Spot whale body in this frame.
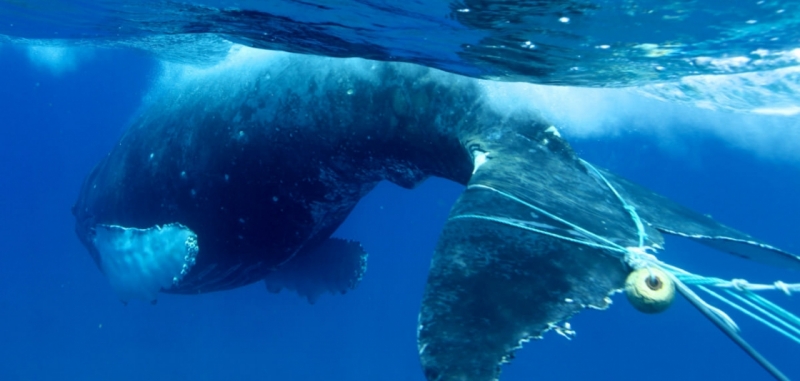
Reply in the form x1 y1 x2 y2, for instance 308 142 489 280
72 49 799 380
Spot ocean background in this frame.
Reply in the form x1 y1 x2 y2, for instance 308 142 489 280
1 42 799 381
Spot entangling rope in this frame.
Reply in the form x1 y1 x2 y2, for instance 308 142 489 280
452 158 799 381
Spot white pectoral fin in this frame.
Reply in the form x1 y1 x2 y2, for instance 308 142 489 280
93 223 198 302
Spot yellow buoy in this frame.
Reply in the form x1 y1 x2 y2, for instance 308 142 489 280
625 267 675 314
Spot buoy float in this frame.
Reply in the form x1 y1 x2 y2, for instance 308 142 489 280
625 267 675 314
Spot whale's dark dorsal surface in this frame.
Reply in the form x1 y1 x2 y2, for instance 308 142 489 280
72 49 799 380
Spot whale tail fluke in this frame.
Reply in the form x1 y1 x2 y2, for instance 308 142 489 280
417 127 798 380
594 166 800 271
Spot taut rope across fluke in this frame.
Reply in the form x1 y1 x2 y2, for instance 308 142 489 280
452 159 799 381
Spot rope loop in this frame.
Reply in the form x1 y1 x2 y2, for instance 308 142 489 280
731 279 750 291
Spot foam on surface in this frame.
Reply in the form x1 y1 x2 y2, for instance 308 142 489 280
479 79 800 165
25 44 92 76
93 223 198 302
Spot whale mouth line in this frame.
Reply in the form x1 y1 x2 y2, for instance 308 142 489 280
92 223 199 302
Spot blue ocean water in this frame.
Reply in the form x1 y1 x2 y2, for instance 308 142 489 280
1 2 800 381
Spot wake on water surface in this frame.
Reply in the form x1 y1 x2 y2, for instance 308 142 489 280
2 0 800 114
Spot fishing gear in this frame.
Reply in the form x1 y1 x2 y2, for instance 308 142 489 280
452 159 799 381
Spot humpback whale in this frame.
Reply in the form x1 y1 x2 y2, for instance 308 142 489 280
72 49 799 380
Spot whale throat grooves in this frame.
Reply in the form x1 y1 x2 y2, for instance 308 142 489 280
93 223 199 302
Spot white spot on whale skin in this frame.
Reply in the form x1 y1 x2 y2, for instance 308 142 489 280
93 223 198 302
472 151 491 174
545 125 561 137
